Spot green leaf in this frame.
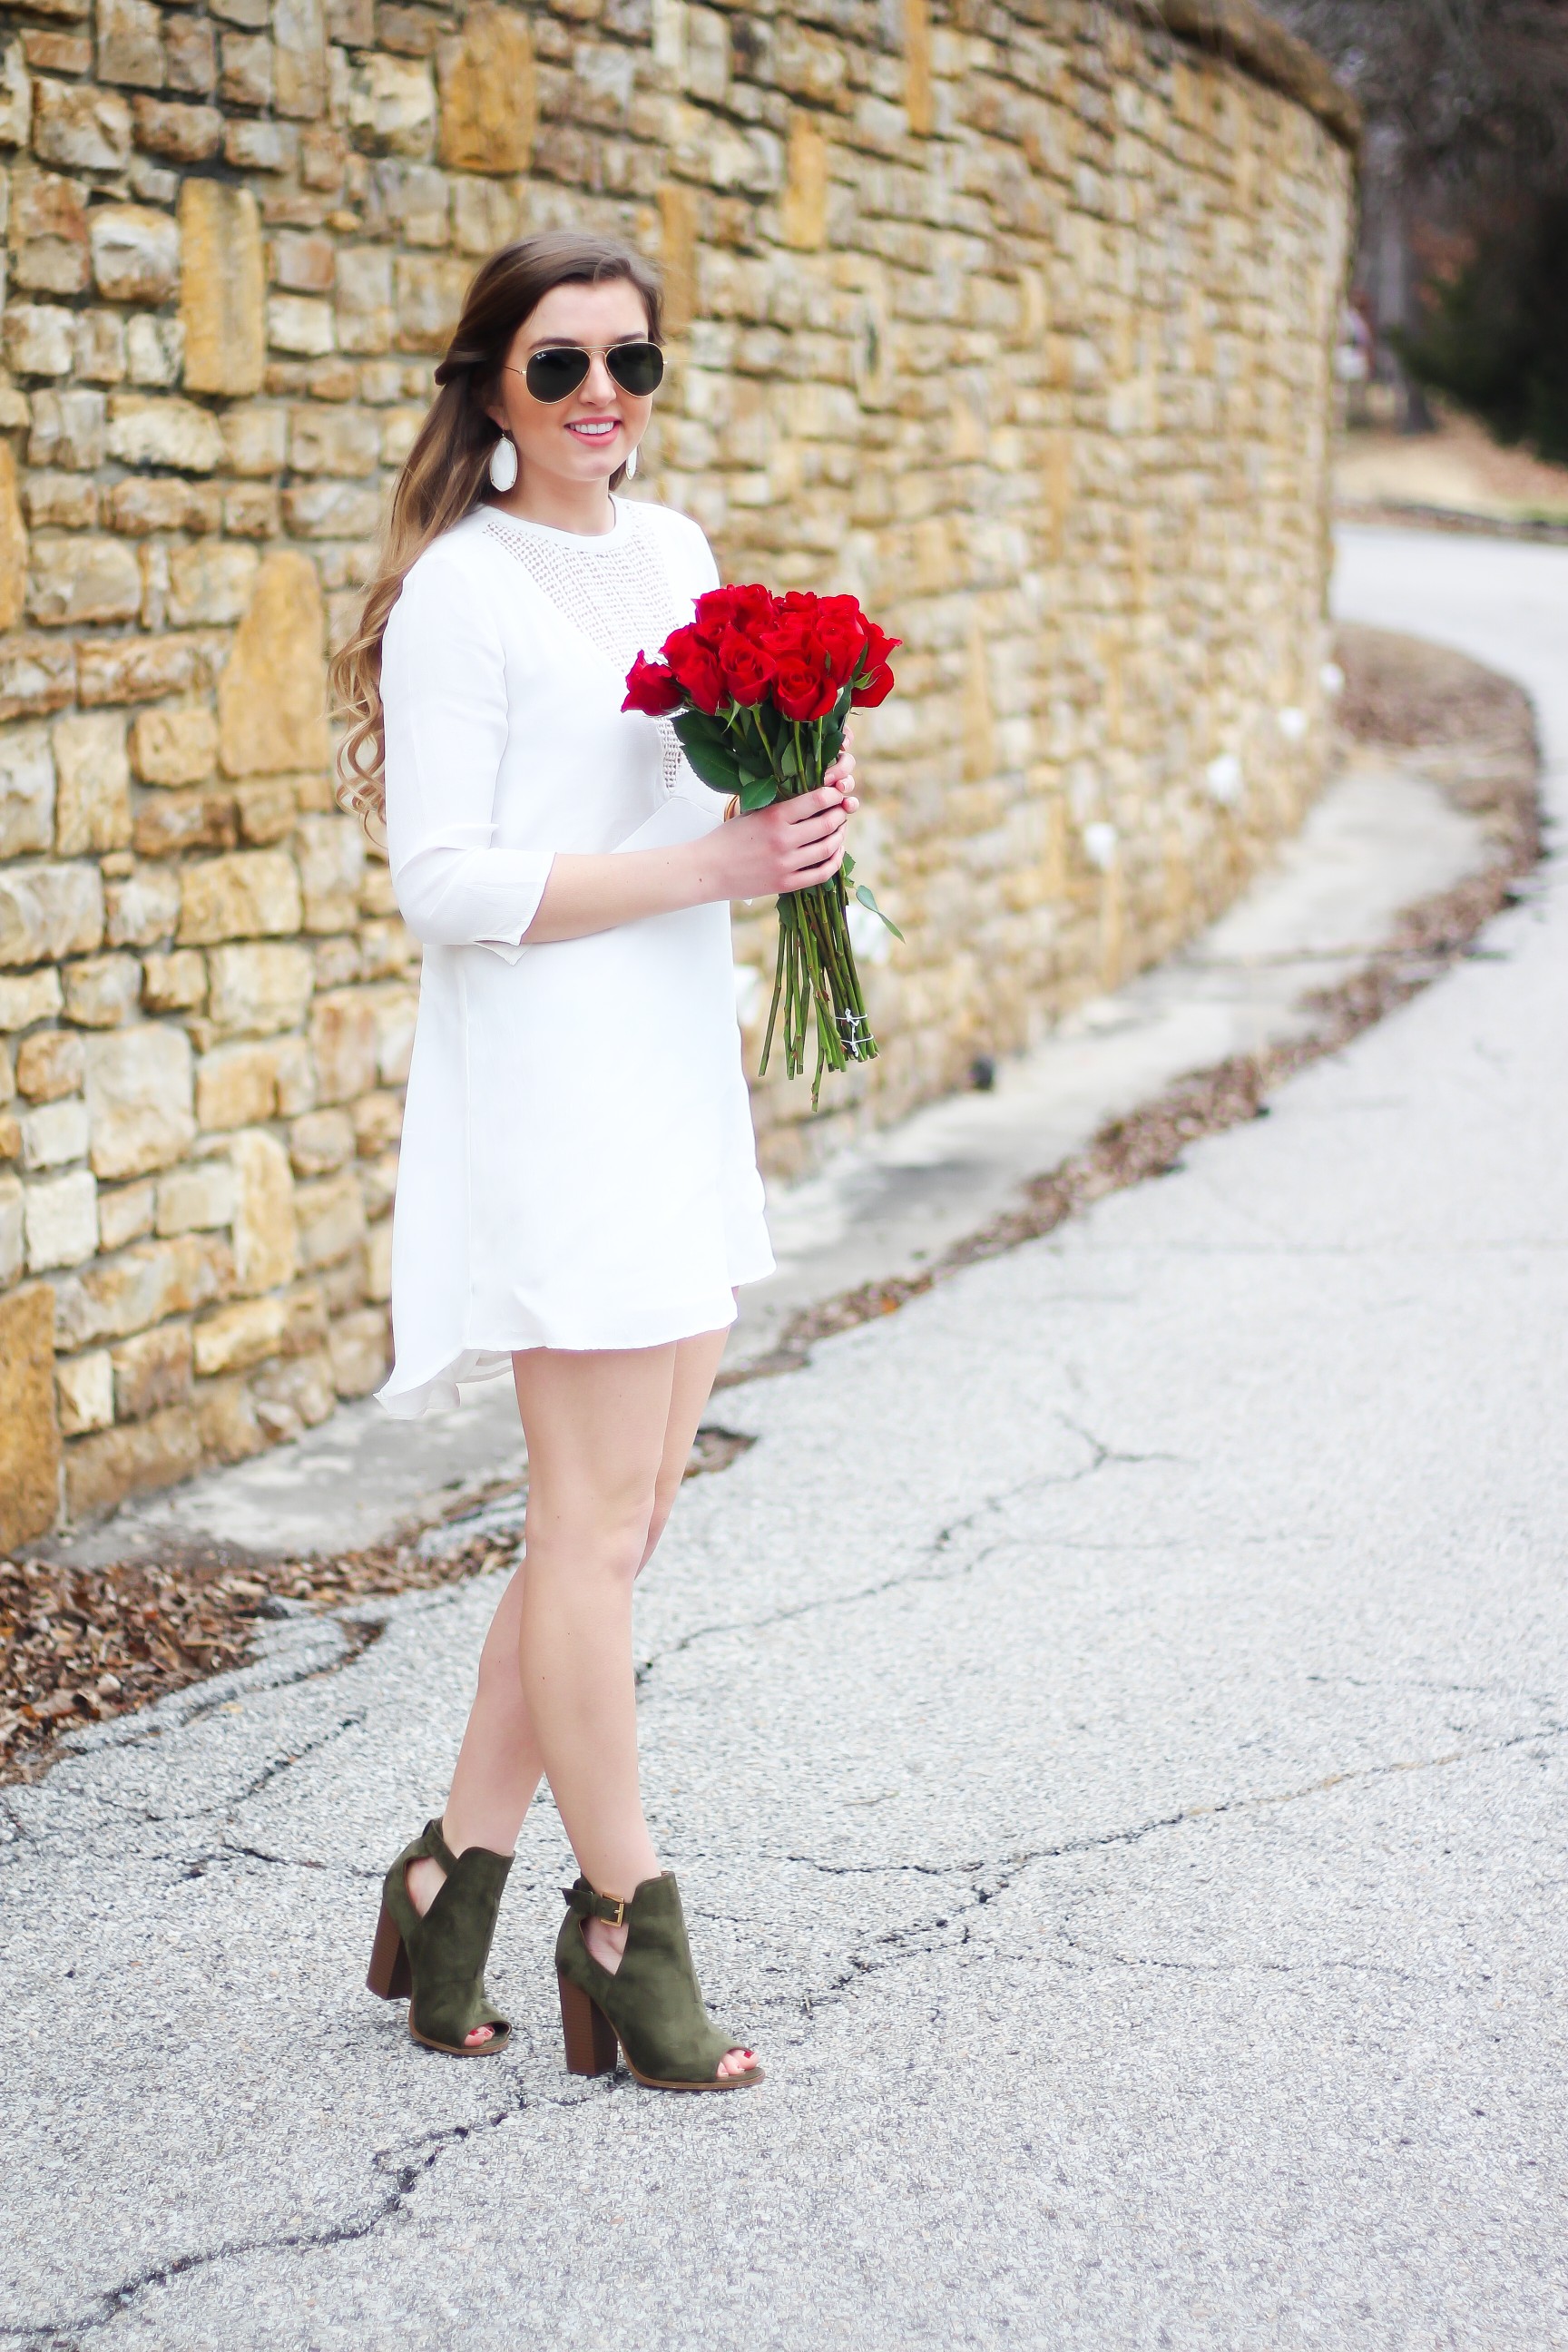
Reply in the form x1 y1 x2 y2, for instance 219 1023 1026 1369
856 883 905 941
675 730 743 795
671 709 731 754
841 850 857 880
779 739 799 780
740 778 779 812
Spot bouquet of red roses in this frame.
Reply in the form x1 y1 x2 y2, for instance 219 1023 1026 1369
623 585 902 1104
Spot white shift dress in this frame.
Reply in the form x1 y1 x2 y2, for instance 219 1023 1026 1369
376 495 775 1417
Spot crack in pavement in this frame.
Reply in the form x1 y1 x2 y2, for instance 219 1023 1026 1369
633 1421 1170 1690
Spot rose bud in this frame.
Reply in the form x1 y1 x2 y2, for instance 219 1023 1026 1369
622 652 685 716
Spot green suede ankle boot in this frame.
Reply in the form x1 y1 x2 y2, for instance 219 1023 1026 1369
554 1873 762 2092
368 1818 512 2056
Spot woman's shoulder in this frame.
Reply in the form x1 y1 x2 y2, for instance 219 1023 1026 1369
628 497 717 585
387 514 502 632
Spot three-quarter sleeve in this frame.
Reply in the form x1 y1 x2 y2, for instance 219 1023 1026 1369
381 554 555 963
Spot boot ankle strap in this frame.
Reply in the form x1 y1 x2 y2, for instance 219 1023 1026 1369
563 1876 628 1927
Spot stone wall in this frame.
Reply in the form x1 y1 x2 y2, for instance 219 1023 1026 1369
0 0 1353 1544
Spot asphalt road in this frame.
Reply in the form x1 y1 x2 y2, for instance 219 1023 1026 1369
4 526 1565 2351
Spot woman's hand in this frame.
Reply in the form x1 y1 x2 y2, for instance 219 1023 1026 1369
717 731 858 901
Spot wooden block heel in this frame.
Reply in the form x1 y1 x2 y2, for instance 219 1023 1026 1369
558 1969 619 2076
367 1897 412 2000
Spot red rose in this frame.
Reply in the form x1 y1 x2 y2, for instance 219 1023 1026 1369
622 652 685 717
858 620 901 672
662 623 727 715
815 603 867 688
692 583 777 647
718 629 775 706
773 651 838 724
755 610 813 662
850 662 895 709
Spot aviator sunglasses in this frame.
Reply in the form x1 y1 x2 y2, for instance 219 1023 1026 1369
507 340 665 404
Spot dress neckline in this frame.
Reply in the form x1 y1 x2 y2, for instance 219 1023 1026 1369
479 495 634 554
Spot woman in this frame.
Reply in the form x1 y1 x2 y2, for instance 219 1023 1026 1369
330 231 858 2092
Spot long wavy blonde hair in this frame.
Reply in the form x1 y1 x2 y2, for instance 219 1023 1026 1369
330 230 664 830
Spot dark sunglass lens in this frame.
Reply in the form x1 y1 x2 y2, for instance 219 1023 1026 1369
524 347 592 402
607 341 664 397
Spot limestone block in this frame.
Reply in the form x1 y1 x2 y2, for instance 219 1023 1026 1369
224 120 296 173
309 987 377 1104
24 471 101 529
296 813 365 933
105 395 225 475
657 182 697 337
167 543 260 629
4 301 75 377
111 1321 192 1421
0 721 55 856
178 179 264 398
84 1024 194 1177
328 1305 387 1396
0 444 27 632
164 15 216 95
90 203 179 304
105 865 181 951
351 1088 402 1153
229 1125 297 1291
781 112 828 250
219 31 272 110
62 954 142 1027
131 96 221 162
130 706 217 786
374 986 418 1084
281 481 382 538
64 1403 202 1518
287 405 379 476
56 1348 113 1436
24 1166 98 1269
27 534 143 628
16 1031 83 1102
97 0 165 91
0 862 104 965
221 405 288 477
154 1155 235 1234
178 850 302 945
124 315 183 387
224 485 281 540
295 1163 367 1269
197 1377 266 1464
140 947 205 1012
234 779 297 845
333 245 393 352
195 1040 279 1130
28 387 106 468
32 80 132 174
364 1213 392 1302
437 8 534 173
52 710 132 854
133 789 239 859
393 251 468 351
0 1283 61 1547
250 1348 334 1439
218 551 329 778
288 1106 353 1176
73 311 127 384
450 174 521 258
271 231 334 293
22 1096 88 1170
0 1046 11 1108
53 1230 230 1348
8 163 91 296
348 54 436 159
357 1147 397 1220
273 0 327 120
0 969 64 1028
205 939 313 1036
0 37 31 150
76 634 202 708
192 1292 285 1376
0 1171 21 1284
108 479 220 536
267 293 334 357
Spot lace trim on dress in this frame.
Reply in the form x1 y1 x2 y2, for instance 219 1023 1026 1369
483 506 688 793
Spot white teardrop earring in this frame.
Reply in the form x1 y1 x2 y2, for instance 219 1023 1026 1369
488 434 518 493
624 442 638 481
